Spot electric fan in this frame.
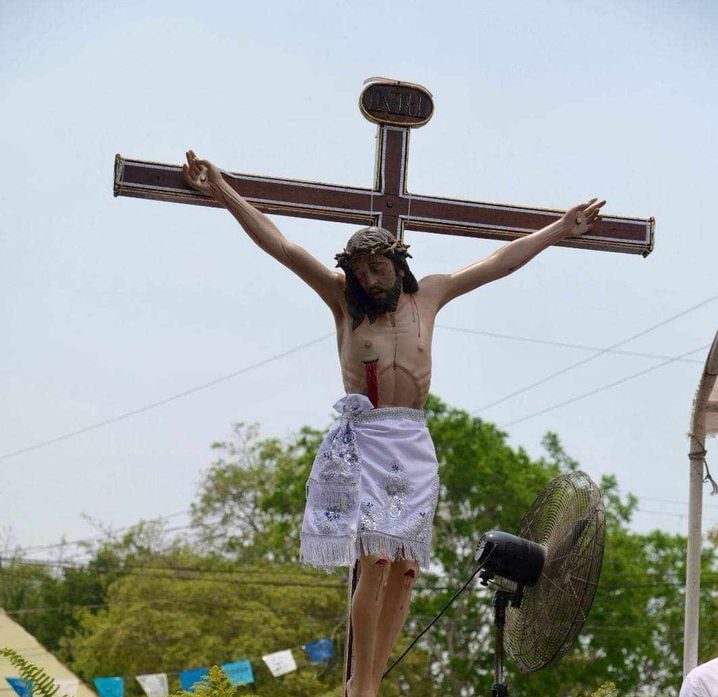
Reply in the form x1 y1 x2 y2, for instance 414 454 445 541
382 470 605 697
474 470 606 695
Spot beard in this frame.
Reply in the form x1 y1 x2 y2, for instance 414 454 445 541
367 276 403 314
344 264 414 330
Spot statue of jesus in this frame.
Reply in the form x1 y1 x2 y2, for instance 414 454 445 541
183 150 605 697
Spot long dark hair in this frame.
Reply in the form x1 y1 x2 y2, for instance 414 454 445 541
343 255 419 329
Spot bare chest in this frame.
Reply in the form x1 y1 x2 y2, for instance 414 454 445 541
338 295 435 380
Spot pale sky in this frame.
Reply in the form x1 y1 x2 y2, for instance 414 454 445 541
2 0 718 555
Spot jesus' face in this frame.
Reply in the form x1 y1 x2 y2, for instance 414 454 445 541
350 253 403 312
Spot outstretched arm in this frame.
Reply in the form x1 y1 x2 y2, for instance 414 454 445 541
183 150 344 315
426 199 605 308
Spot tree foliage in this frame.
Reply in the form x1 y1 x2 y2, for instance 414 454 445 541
3 394 717 696
66 558 346 697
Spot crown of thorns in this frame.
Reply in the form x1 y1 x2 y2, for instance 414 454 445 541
335 226 412 269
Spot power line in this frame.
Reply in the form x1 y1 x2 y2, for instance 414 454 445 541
0 581 710 620
640 495 718 509
500 342 710 429
636 507 718 524
18 510 191 555
4 295 713 466
0 564 346 590
5 512 697 564
0 332 334 462
436 325 703 364
17 516 289 558
14 491 718 558
472 292 718 415
18 514 253 557
0 556 684 581
4 556 716 588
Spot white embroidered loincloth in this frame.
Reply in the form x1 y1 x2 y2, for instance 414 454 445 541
300 393 440 571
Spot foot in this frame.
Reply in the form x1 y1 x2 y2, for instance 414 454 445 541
346 676 376 697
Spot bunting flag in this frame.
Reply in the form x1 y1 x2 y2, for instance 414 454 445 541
304 638 334 663
55 678 80 697
178 668 209 692
136 673 169 697
93 677 124 697
221 660 254 686
262 649 297 677
6 678 32 697
88 632 330 689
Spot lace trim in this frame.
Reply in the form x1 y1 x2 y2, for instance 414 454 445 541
354 407 425 424
300 531 432 571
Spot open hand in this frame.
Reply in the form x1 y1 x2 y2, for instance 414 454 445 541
563 198 606 237
182 150 223 196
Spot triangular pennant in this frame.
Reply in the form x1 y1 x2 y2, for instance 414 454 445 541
221 660 254 686
93 677 124 697
55 678 79 697
304 638 334 663
6 678 32 697
262 649 297 677
136 673 168 697
178 668 209 692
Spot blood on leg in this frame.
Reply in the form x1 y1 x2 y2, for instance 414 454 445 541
369 559 420 690
398 563 418 608
374 557 390 601
349 555 392 696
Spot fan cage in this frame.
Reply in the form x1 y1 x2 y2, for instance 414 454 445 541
501 470 606 672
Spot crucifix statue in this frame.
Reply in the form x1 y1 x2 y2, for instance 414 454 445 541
115 78 653 697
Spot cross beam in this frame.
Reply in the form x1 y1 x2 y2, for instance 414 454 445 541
114 82 654 257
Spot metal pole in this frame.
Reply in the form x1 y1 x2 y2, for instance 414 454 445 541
491 592 509 697
343 562 360 696
683 330 718 676
684 454 705 674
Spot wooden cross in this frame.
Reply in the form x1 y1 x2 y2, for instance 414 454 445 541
115 79 654 256
113 77 654 694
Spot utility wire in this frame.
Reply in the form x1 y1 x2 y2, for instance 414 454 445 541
17 499 718 559
473 292 718 415
640 495 718 508
0 332 334 462
14 486 718 557
3 546 711 584
4 295 714 464
5 600 705 632
5 555 712 581
500 343 709 428
636 506 718 523
18 510 191 555
4 557 712 592
436 325 703 364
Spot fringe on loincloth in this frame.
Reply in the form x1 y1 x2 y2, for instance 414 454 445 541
300 531 432 571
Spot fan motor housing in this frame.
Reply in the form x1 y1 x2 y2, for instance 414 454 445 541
475 531 545 587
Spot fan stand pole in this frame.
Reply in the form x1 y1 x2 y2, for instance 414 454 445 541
491 591 510 697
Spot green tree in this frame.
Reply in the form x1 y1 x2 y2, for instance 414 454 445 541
189 395 718 696
0 548 124 660
191 422 326 563
63 554 428 696
6 395 718 696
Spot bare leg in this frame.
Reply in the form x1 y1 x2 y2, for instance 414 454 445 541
370 559 419 692
346 554 392 697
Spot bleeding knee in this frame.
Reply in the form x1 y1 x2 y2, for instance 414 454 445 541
360 556 391 577
402 565 418 589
